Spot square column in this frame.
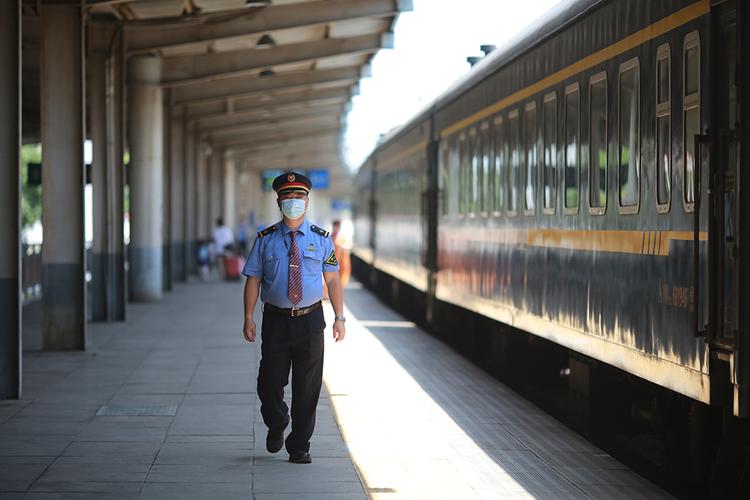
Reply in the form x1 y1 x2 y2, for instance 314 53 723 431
170 104 186 282
162 90 172 292
0 0 21 398
106 30 127 320
210 149 223 232
195 139 207 240
184 121 197 275
88 26 109 321
41 4 86 350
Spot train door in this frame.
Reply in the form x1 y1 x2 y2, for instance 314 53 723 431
423 140 439 272
369 158 378 253
709 0 740 350
424 122 441 323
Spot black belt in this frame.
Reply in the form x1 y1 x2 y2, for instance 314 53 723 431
264 300 322 318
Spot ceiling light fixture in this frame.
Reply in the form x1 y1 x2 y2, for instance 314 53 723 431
256 34 277 49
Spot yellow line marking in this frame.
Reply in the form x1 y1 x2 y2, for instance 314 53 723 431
440 0 710 138
493 228 709 256
378 140 428 169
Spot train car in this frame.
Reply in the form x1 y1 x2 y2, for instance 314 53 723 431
351 0 748 489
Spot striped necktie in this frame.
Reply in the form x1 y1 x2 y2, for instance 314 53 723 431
288 231 302 305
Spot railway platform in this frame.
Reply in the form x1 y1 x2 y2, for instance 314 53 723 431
1 279 672 499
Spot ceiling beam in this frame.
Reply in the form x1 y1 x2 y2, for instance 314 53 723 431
237 153 342 168
197 103 346 132
184 86 351 120
208 115 343 141
172 66 361 104
218 126 342 149
162 33 392 86
126 0 410 54
229 134 341 156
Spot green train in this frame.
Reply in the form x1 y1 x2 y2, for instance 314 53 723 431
353 0 748 491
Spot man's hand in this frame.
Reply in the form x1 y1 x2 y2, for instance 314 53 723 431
333 319 346 342
243 318 257 342
243 277 261 343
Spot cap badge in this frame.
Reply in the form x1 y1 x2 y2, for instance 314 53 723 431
287 173 295 182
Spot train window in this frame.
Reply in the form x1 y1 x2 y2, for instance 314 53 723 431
683 31 700 210
480 122 491 216
618 58 640 213
508 109 520 215
656 44 671 212
524 101 537 214
542 92 557 214
564 82 580 214
458 133 467 216
469 128 480 216
493 116 505 215
589 71 607 215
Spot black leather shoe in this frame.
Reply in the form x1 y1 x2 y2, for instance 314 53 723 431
266 429 284 453
288 452 312 464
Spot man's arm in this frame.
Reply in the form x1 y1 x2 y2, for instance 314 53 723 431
324 271 346 342
243 276 262 342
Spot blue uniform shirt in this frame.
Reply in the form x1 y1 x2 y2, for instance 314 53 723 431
242 219 339 308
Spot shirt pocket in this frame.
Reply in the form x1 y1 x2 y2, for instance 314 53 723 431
302 249 322 275
263 255 279 281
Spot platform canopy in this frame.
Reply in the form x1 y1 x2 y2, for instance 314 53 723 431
22 0 411 190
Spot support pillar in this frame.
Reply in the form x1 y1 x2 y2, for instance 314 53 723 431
0 0 21 398
127 55 163 302
162 90 172 292
41 4 86 350
170 103 186 282
88 27 108 321
106 29 126 320
223 152 237 233
210 150 223 230
196 139 208 240
184 121 196 275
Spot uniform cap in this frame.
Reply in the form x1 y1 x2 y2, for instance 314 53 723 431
272 172 311 195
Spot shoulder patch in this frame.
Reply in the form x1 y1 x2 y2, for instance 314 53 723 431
324 250 339 266
310 225 329 238
257 225 277 238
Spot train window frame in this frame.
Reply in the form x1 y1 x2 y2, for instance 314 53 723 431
682 30 700 213
507 109 520 217
617 57 641 215
588 70 608 216
563 82 580 216
492 115 504 217
468 127 479 218
458 132 467 218
523 100 538 216
542 91 557 215
479 121 491 218
656 43 672 214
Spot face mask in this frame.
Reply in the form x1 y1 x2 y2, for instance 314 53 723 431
280 198 306 219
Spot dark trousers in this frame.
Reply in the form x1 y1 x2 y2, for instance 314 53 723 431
257 305 325 453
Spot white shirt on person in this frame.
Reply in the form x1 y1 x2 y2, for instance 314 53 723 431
212 225 234 253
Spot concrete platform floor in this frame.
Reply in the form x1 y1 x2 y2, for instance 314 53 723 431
1 278 673 499
3 280 363 500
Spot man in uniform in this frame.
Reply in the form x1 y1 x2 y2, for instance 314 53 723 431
241 172 346 464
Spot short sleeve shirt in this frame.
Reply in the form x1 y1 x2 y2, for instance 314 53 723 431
242 219 339 308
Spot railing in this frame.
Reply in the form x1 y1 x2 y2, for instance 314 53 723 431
22 244 42 304
21 244 95 305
